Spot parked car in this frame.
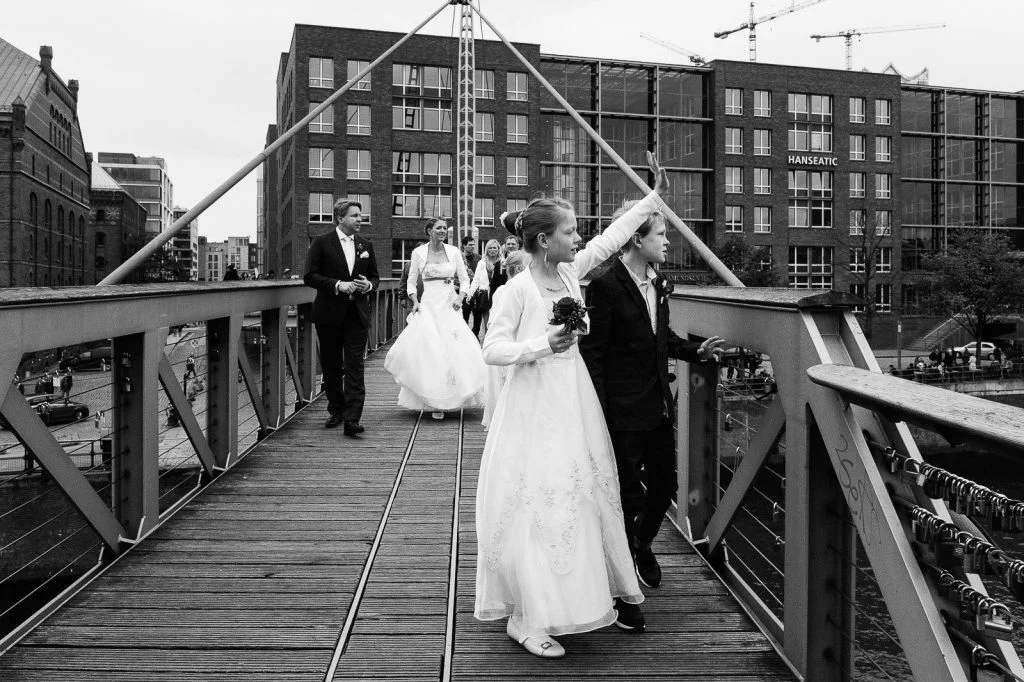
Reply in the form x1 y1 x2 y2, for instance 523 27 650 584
0 394 90 428
67 346 112 371
951 342 997 360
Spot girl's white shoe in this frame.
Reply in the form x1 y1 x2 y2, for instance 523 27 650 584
506 619 565 658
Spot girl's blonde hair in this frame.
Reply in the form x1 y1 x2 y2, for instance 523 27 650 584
504 250 531 277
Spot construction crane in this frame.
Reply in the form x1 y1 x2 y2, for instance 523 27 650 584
810 24 945 70
640 33 706 65
714 0 827 62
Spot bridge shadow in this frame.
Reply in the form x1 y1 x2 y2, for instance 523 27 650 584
0 349 795 681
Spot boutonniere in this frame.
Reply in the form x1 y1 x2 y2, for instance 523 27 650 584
654 277 675 305
359 251 370 259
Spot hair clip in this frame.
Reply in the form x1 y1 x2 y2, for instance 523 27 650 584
513 211 525 233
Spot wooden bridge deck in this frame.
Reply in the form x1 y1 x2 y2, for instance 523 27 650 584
0 350 796 681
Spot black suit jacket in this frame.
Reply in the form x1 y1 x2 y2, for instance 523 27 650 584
580 259 703 431
303 230 381 327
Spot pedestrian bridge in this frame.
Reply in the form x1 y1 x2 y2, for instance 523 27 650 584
1 281 1022 681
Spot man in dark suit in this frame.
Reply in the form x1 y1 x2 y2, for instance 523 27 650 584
581 203 725 630
303 199 380 435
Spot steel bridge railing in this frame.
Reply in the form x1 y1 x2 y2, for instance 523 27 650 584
0 279 407 650
669 286 1024 682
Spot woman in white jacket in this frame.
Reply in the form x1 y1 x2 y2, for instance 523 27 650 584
474 153 668 658
384 218 486 419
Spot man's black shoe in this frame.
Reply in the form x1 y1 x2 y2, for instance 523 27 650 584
634 545 662 588
613 598 645 632
325 414 343 429
343 421 365 436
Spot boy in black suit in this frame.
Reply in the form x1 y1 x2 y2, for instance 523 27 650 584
581 203 724 625
303 200 380 435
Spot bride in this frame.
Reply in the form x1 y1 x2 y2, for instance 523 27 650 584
475 153 668 658
384 218 486 418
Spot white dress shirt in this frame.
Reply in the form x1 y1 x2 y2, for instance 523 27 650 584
620 258 658 334
334 227 372 294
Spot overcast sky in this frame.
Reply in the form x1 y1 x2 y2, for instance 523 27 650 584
4 0 1020 242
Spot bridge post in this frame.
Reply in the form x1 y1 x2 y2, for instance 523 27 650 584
111 329 162 538
295 303 317 406
261 306 287 434
207 315 241 468
677 349 719 540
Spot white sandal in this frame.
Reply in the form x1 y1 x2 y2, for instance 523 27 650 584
506 619 565 658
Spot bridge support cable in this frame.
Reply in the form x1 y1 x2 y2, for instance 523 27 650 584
440 409 466 682
467 2 744 288
98 0 453 285
324 411 424 682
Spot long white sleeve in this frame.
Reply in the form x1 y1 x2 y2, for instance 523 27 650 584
468 260 490 297
572 190 662 280
481 283 553 366
406 249 423 298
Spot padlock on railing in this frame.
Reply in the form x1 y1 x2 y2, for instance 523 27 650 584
983 603 1015 641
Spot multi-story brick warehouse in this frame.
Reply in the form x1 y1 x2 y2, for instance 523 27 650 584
264 25 1024 342
0 39 92 287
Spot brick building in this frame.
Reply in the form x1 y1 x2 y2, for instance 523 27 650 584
171 206 199 280
89 161 147 282
0 39 91 287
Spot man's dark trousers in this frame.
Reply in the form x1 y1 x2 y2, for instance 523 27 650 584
317 306 367 423
610 417 676 547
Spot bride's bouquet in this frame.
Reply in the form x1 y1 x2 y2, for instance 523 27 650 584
550 297 590 335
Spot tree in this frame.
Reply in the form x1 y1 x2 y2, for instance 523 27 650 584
922 230 1024 358
122 233 190 283
837 221 897 340
711 235 779 287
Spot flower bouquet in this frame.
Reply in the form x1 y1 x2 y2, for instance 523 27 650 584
550 297 590 334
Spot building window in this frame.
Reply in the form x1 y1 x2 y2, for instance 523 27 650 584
475 112 494 142
507 198 528 213
754 90 771 117
475 155 495 184
875 173 891 199
754 129 770 156
788 246 833 288
789 122 809 151
347 60 371 90
754 167 771 195
391 238 421 276
789 170 832 228
849 97 865 123
875 283 892 312
391 186 453 218
850 172 865 198
878 247 892 273
475 69 495 99
788 93 809 118
507 72 528 101
309 57 334 88
875 136 891 162
306 103 332 133
347 149 371 180
875 209 892 236
474 197 495 226
507 115 528 143
346 105 370 135
849 209 865 236
392 98 452 132
393 151 453 184
725 166 743 194
850 247 865 273
507 157 528 185
811 95 833 122
810 124 833 152
422 100 453 132
725 205 743 232
347 193 372 223
850 134 865 161
309 193 334 222
875 99 892 125
754 206 771 233
725 127 743 154
309 148 334 178
725 88 743 115
96 232 105 247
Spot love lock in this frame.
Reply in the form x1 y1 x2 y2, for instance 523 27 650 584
983 603 1015 641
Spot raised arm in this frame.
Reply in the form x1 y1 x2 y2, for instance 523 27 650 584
482 285 554 366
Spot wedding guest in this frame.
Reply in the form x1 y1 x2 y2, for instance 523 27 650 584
467 239 503 338
580 203 725 613
475 152 668 659
480 250 530 429
384 219 486 420
461 236 483 335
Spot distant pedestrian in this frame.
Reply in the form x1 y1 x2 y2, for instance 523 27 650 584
223 264 240 281
59 370 73 403
184 355 197 380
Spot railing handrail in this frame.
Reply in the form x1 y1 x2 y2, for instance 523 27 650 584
807 363 1024 456
669 285 862 310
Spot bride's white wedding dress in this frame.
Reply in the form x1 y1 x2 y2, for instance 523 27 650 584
385 243 486 411
474 191 661 636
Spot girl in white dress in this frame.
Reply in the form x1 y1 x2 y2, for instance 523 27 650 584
475 153 668 658
384 218 487 419
480 250 530 430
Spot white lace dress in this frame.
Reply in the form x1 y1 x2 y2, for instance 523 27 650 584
474 191 661 635
384 243 487 411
